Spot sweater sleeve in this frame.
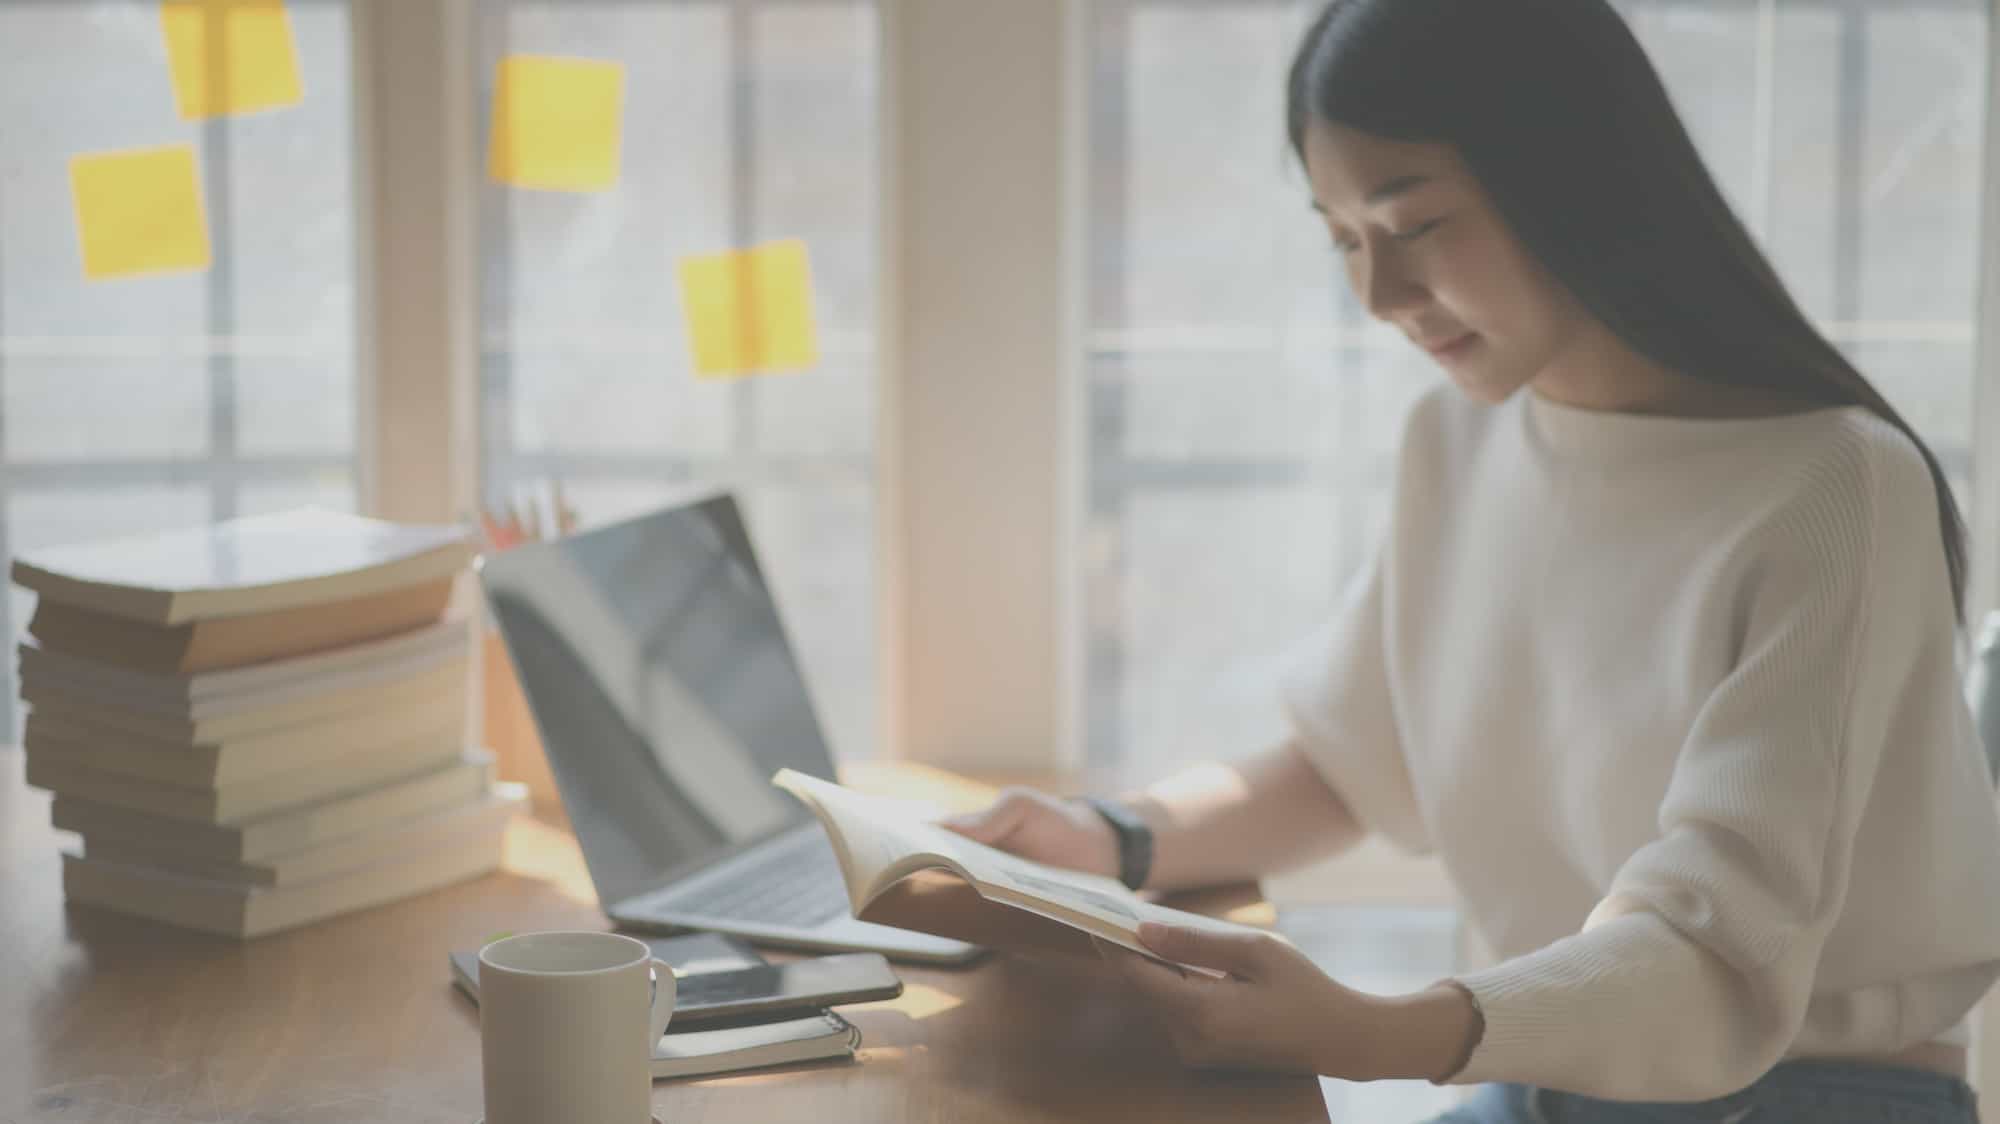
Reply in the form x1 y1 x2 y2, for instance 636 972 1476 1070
1278 546 1431 855
1446 430 1947 1100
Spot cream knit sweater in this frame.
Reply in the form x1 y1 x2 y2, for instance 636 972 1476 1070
1280 385 2000 1100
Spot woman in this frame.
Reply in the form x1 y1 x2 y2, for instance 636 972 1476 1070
942 0 2000 1119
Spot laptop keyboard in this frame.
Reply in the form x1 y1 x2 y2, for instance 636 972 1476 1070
656 831 851 928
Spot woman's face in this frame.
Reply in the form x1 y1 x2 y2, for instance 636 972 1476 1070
1300 118 1589 404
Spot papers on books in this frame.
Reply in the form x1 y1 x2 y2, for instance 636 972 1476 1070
11 508 474 625
772 770 1269 978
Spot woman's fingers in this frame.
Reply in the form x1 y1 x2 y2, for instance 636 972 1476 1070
939 788 1040 847
1136 922 1279 980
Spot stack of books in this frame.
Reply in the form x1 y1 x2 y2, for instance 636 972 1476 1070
10 508 523 938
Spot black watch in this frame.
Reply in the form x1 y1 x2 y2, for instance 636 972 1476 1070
1083 797 1154 892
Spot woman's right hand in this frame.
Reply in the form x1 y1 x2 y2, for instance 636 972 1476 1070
939 787 1122 880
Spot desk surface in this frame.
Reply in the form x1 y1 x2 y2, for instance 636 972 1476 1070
0 751 1329 1123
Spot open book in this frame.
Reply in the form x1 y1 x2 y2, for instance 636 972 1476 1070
773 769 1272 978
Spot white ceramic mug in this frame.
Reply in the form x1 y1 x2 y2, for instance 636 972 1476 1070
478 930 675 1124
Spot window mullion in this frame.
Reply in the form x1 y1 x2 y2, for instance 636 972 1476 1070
879 0 1080 771
352 0 478 526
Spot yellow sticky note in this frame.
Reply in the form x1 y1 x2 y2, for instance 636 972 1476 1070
488 55 625 192
678 240 821 379
160 0 305 120
70 145 213 281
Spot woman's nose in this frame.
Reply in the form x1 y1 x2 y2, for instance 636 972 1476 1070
1358 252 1427 320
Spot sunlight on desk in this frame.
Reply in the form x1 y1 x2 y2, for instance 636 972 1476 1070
839 759 1002 814
854 1043 932 1065
874 981 965 1021
500 811 597 904
1223 900 1278 928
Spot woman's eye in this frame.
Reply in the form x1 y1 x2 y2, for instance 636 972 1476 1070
1332 218 1445 254
1390 218 1445 242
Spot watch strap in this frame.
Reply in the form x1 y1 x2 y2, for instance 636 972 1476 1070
1084 796 1154 892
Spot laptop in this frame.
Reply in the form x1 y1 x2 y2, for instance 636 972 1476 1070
477 491 982 965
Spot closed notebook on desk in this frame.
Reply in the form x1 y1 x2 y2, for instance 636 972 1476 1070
644 1012 859 1080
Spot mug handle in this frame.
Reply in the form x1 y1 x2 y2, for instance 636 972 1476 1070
646 959 677 1052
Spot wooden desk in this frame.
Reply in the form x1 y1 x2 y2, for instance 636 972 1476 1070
0 751 1329 1122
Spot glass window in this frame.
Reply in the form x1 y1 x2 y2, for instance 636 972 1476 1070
476 0 881 762
0 0 359 734
1084 0 1988 772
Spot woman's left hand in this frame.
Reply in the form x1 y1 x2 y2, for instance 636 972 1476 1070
1095 921 1416 1080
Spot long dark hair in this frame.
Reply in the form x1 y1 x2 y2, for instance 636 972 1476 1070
1287 0 1969 623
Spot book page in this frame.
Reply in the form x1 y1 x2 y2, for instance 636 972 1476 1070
953 844 1147 932
772 770 977 904
774 771 1273 976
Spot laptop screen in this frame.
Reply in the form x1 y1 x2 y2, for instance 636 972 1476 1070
478 493 835 907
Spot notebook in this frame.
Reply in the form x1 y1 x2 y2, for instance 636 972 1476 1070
645 1011 860 1079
